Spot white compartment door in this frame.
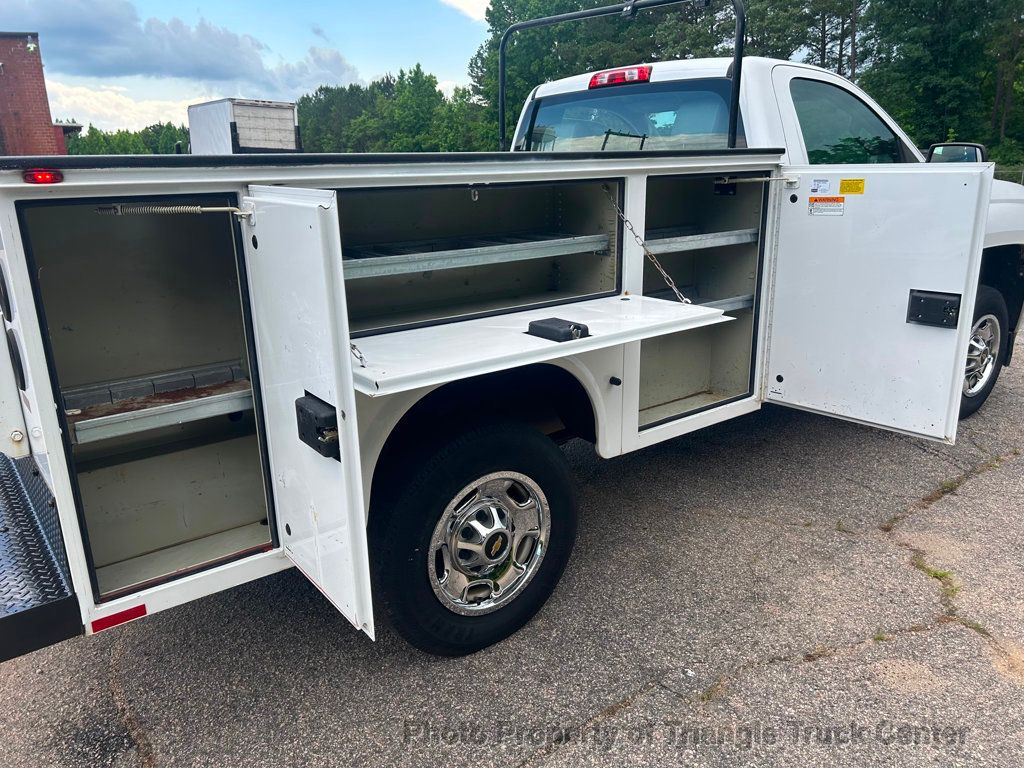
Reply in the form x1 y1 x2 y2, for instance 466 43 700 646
241 186 373 637
766 165 993 442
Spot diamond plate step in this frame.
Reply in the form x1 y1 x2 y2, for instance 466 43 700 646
0 454 81 662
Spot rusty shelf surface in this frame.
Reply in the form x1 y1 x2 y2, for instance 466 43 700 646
67 379 253 444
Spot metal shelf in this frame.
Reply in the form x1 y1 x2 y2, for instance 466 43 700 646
342 231 609 280
646 289 755 313
704 294 755 312
67 380 253 444
645 227 759 255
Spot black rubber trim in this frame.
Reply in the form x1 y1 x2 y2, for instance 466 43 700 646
0 147 785 171
0 263 11 321
5 329 25 391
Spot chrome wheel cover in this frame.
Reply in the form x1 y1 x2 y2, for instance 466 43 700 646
964 314 1001 397
428 471 550 615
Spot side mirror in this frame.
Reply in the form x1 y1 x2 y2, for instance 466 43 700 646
927 142 988 163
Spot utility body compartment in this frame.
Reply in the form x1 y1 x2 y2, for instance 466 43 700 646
0 151 992 656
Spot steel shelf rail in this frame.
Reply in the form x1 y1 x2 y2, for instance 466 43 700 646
645 227 759 254
342 231 610 280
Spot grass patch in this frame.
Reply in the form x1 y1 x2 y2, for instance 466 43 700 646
955 616 991 637
910 552 960 606
873 630 891 642
911 552 951 581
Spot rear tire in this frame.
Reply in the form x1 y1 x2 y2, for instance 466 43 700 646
370 421 577 656
960 285 1009 419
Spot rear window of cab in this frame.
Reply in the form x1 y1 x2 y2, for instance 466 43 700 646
516 78 745 152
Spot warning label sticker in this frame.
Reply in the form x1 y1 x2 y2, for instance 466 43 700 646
808 196 845 216
839 178 865 194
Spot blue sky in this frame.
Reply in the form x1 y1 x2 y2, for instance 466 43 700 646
0 0 490 129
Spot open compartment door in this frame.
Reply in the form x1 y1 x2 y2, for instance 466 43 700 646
240 186 373 637
765 165 993 442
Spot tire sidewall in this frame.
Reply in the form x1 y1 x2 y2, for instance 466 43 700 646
960 285 1009 419
372 423 576 655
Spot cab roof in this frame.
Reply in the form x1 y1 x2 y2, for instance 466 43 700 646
531 56 832 99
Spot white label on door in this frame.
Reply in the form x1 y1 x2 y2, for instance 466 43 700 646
811 178 831 194
808 196 845 216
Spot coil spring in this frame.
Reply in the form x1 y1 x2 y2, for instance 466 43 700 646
95 204 207 216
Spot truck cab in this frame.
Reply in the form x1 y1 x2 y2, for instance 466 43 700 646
513 57 1024 416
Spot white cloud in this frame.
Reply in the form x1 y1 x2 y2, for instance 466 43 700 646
439 0 489 22
0 0 361 99
46 79 209 131
437 79 462 98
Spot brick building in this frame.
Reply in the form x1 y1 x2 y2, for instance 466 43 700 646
0 32 65 155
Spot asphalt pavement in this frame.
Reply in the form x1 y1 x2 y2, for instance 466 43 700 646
1 344 1023 767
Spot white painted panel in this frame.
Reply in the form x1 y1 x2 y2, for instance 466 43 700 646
187 101 234 155
0 253 28 457
241 185 373 637
350 295 730 397
766 165 992 441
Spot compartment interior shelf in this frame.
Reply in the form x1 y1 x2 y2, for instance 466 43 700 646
342 231 609 280
640 391 738 426
67 379 253 444
95 521 269 597
645 227 759 255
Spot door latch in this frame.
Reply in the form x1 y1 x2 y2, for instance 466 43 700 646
295 393 341 460
317 427 339 445
907 290 961 329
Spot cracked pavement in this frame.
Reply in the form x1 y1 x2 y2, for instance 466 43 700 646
1 342 1023 767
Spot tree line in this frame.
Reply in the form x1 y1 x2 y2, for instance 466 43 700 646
64 122 189 155
65 0 1024 163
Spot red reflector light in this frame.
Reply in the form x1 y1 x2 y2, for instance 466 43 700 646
23 169 64 184
92 604 147 632
589 65 652 89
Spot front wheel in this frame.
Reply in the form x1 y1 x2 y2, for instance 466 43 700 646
960 285 1009 419
370 421 577 656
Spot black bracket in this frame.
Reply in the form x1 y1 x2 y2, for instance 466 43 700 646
906 290 961 329
527 317 591 342
295 393 341 460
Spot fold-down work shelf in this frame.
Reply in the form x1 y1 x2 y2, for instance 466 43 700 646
350 295 731 397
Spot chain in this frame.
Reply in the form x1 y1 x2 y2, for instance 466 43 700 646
350 343 367 368
602 185 690 305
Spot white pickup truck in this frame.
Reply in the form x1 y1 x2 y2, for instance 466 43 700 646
512 56 1024 416
0 8 1018 661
